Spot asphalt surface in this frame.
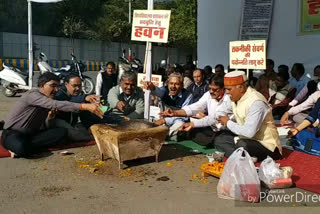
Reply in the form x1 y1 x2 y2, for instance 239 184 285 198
0 73 319 213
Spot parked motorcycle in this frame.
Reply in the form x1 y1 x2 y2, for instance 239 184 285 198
0 63 31 97
117 49 143 83
38 52 94 94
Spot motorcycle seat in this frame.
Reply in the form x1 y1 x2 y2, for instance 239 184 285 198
2 63 27 76
52 69 62 73
13 67 29 77
58 70 75 78
59 65 71 71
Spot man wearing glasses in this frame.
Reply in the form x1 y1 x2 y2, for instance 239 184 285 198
1 72 104 158
160 75 232 146
51 74 102 142
216 71 282 162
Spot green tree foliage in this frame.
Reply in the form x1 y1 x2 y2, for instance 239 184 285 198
0 0 197 48
0 0 106 36
53 0 107 37
54 0 106 29
93 0 147 42
166 0 197 48
62 16 86 51
93 0 197 47
0 0 28 33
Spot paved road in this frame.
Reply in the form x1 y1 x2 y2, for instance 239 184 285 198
0 73 319 213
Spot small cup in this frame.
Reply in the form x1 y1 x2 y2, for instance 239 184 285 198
96 97 100 104
215 151 225 158
206 155 216 163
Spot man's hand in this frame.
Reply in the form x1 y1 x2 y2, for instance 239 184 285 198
86 95 101 104
287 127 299 138
82 103 104 119
159 108 175 117
116 101 126 112
154 118 166 126
179 122 195 132
217 115 229 127
48 108 58 120
123 116 130 121
280 112 290 126
192 111 206 119
144 81 155 91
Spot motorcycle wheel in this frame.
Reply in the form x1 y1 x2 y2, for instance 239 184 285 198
82 77 94 94
2 87 16 97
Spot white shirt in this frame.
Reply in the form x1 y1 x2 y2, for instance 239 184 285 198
288 91 320 115
289 85 308 107
95 72 103 96
227 101 269 138
183 77 193 89
289 82 320 107
182 92 233 131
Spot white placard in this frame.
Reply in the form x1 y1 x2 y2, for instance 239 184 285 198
150 106 161 120
131 10 171 43
229 40 266 70
137 73 163 88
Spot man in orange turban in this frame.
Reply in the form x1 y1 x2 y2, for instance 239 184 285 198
215 71 282 162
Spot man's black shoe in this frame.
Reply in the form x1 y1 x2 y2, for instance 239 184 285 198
0 120 4 130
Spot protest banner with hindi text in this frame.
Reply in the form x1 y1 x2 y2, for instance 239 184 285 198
131 10 171 43
229 40 266 70
239 0 274 41
137 73 163 88
300 0 320 34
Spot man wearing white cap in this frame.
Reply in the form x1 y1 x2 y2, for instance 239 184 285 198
216 71 282 161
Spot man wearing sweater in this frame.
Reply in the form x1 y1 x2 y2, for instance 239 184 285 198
145 72 193 141
1 72 103 158
108 71 144 119
51 74 115 142
186 69 209 103
95 61 117 104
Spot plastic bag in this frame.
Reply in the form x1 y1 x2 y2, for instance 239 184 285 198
259 156 293 189
259 156 282 187
217 147 260 202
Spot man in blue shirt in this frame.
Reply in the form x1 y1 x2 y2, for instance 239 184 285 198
145 72 193 141
289 63 310 95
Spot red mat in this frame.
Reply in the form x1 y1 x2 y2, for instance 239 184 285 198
0 136 96 158
253 148 320 194
275 149 320 194
276 123 294 127
0 139 10 157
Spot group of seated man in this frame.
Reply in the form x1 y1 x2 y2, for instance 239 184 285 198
2 59 320 162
